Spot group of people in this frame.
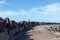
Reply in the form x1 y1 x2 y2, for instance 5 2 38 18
0 17 40 40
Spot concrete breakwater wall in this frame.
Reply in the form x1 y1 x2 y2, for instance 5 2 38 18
0 17 40 40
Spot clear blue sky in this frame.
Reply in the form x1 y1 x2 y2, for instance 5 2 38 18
0 0 60 22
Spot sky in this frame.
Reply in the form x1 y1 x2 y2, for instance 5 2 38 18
0 0 60 22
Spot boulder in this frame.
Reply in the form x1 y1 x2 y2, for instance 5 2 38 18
9 29 16 38
0 32 9 40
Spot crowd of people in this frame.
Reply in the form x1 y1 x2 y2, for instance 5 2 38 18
0 17 40 40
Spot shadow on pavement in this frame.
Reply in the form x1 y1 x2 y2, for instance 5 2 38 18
14 31 33 40
14 25 40 40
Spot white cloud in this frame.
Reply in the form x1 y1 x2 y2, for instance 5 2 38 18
0 10 31 16
0 0 8 7
30 3 60 15
0 3 60 17
30 8 41 13
0 0 7 4
41 3 60 15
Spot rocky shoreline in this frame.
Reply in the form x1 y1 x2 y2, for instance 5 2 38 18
0 17 40 40
0 17 60 40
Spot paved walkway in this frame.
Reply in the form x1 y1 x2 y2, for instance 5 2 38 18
14 25 60 40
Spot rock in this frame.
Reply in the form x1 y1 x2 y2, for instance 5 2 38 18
15 26 19 33
0 32 9 40
9 29 16 38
